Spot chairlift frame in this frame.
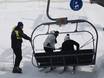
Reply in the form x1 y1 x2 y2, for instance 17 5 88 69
31 0 98 73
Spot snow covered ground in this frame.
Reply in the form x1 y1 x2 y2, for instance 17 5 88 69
0 0 104 78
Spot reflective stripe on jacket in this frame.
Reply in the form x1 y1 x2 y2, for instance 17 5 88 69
15 30 22 39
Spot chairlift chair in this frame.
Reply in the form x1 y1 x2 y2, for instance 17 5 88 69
30 0 98 73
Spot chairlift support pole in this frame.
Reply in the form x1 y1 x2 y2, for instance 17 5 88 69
46 0 68 24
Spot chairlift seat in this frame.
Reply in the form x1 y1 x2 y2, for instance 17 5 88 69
35 49 95 67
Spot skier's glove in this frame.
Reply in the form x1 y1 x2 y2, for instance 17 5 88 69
47 43 50 46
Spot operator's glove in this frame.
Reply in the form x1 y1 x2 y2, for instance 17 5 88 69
29 38 31 42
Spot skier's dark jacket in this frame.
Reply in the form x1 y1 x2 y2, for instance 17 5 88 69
11 26 31 48
61 39 79 54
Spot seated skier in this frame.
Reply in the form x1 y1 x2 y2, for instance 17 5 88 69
61 34 79 71
43 30 59 70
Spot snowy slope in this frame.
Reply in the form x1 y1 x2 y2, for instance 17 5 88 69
0 1 104 78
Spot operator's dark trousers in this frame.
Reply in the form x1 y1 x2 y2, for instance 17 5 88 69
12 46 22 68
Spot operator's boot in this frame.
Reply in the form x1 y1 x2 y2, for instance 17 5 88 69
12 67 22 73
18 67 22 72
